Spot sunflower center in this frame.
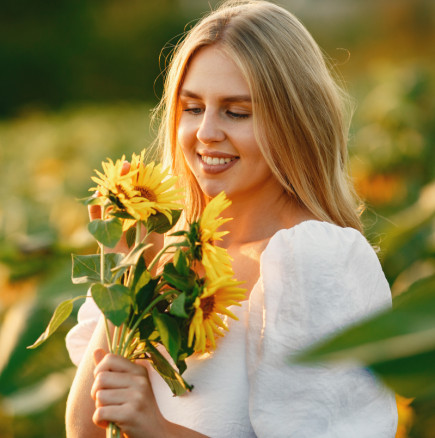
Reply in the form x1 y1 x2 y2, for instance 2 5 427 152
134 185 157 202
201 296 215 320
115 184 129 198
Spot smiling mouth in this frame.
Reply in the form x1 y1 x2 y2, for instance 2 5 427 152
197 153 239 174
199 155 238 165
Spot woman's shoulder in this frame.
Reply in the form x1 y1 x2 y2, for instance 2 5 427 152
263 220 377 270
256 220 391 332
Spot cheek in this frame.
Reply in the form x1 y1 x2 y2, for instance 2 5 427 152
230 121 258 154
177 116 196 151
177 128 196 173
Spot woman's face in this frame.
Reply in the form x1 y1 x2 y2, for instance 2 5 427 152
177 46 282 202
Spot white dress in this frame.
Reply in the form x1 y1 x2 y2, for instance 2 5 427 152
66 221 398 437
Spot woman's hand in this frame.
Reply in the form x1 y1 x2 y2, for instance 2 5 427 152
91 349 170 438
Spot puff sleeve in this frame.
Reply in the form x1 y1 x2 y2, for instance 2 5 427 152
247 221 398 437
65 292 101 366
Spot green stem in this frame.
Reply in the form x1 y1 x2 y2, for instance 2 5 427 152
125 221 150 290
115 221 151 357
136 220 143 246
120 290 175 356
107 422 121 438
98 207 120 438
99 205 115 355
104 318 113 353
99 206 106 283
112 325 120 353
117 323 128 356
148 242 182 272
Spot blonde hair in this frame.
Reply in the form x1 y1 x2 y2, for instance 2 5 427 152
154 0 363 232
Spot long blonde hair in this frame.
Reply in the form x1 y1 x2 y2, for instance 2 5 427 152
154 0 363 232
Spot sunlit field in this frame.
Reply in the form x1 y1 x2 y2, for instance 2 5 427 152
0 1 434 437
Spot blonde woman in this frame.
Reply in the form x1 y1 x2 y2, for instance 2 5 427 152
65 1 398 436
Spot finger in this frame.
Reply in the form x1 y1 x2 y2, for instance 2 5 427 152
93 403 135 431
120 161 131 175
91 371 138 400
93 348 107 366
94 354 148 377
94 388 128 408
88 191 102 221
134 358 150 369
92 366 152 403
88 204 102 221
92 406 110 429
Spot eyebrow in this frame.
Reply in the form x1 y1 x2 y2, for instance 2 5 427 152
179 89 251 103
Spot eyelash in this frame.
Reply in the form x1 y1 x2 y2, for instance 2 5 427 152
227 111 249 119
183 108 249 119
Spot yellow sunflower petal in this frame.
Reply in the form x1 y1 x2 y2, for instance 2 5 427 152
203 320 216 349
215 305 239 320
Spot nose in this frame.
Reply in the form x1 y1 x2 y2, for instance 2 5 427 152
196 110 226 144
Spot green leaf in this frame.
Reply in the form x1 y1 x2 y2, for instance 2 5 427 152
88 217 123 248
72 253 124 284
115 243 153 271
27 297 84 349
369 349 435 399
91 283 131 327
170 292 189 318
163 263 193 292
393 274 435 310
146 209 182 234
131 256 149 293
174 249 189 276
79 195 107 207
152 309 181 363
72 254 100 284
176 358 188 375
138 315 156 340
145 341 193 396
110 210 135 220
136 278 159 313
125 226 137 248
292 275 435 398
170 231 187 237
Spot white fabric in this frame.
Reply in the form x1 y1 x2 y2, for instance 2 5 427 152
65 220 398 437
65 292 100 366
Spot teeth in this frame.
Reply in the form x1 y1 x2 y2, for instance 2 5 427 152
201 155 235 165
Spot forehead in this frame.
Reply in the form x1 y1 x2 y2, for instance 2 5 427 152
181 46 250 96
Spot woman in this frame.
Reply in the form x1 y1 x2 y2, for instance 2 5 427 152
65 1 398 436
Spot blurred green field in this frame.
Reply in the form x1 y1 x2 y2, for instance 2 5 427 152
0 1 434 437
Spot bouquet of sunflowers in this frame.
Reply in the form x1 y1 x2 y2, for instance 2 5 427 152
28 149 246 438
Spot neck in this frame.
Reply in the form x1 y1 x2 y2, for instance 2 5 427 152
218 189 310 248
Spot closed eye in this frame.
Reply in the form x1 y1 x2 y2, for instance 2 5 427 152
183 108 203 115
227 110 250 119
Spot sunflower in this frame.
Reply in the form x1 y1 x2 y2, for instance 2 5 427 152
90 150 183 231
120 150 183 230
200 192 232 242
197 192 234 278
90 155 139 205
188 275 247 352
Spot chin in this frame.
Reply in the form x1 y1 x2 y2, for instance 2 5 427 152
200 185 231 200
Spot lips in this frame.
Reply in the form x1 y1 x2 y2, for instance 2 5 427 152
197 152 239 174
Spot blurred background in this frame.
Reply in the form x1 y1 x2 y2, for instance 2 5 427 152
0 0 434 436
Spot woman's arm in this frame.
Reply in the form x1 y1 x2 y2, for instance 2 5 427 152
66 318 107 438
66 318 209 438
